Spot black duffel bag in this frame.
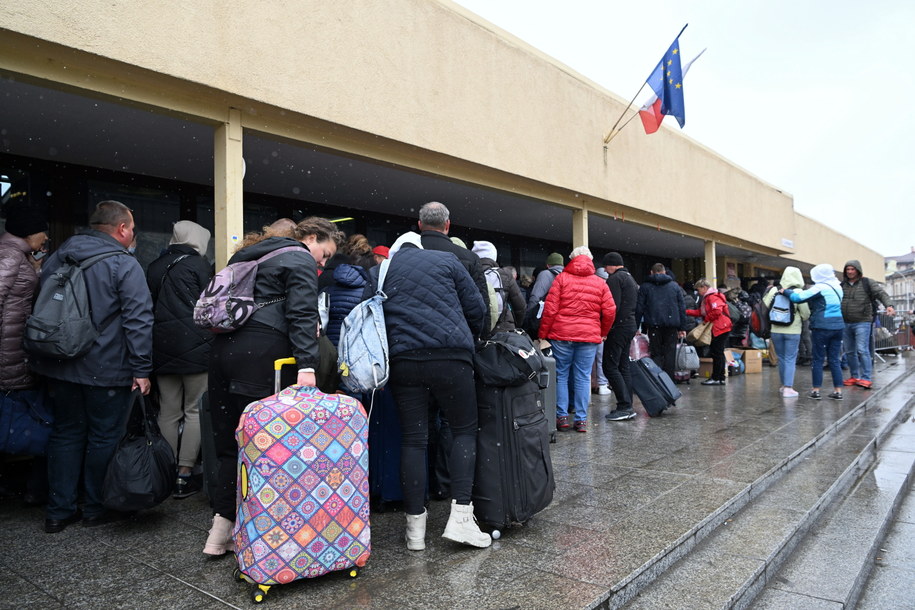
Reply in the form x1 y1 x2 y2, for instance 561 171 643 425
103 390 175 512
474 329 546 387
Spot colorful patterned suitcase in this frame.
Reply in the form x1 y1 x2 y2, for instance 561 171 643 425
233 369 370 601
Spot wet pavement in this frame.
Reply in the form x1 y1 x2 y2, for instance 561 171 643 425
0 354 911 609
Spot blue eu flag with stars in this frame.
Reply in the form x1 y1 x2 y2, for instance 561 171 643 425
645 34 685 128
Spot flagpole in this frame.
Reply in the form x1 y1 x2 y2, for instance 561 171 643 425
603 23 688 145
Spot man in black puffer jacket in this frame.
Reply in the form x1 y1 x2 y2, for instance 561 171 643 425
373 231 490 552
146 220 213 498
418 201 491 337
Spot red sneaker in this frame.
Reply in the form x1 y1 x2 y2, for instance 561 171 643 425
843 378 859 386
556 416 570 430
574 420 587 433
856 379 872 389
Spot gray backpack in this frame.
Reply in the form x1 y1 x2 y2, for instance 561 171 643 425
337 259 391 394
24 251 127 359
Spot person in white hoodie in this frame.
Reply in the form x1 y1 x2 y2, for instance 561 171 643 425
781 264 845 400
763 266 810 398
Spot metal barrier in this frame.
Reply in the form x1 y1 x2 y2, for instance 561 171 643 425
874 312 913 354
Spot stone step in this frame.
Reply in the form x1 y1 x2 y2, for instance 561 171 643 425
751 403 915 609
614 372 915 610
856 475 915 609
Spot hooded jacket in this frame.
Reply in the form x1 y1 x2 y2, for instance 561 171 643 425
686 287 733 336
29 230 154 386
0 231 39 389
146 243 213 375
321 263 371 347
762 266 810 334
539 255 616 343
785 263 844 330
635 273 688 330
840 259 893 323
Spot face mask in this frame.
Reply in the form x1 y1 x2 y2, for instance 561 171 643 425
128 247 137 255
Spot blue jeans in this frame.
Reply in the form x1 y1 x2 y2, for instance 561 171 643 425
811 328 844 389
46 380 132 520
552 340 598 422
843 322 873 381
771 333 801 388
594 341 608 386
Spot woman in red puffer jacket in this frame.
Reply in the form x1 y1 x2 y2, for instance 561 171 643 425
540 247 616 432
686 278 732 385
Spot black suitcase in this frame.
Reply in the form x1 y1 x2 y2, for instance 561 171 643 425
631 357 682 416
473 380 555 532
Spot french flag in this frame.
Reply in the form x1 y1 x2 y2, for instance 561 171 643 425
640 49 705 134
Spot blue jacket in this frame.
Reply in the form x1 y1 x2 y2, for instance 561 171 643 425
785 263 844 331
322 263 370 347
30 230 154 386
377 246 486 361
635 273 688 330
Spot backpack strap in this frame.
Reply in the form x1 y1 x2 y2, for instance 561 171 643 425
158 254 193 306
375 258 391 296
77 250 130 331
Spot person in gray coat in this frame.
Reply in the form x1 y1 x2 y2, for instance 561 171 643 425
31 201 153 533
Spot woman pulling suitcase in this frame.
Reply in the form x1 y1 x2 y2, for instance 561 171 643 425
203 217 343 556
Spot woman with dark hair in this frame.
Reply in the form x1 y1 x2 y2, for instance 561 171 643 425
203 216 344 556
319 234 377 347
687 278 732 385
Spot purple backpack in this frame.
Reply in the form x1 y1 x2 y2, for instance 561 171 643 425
194 246 303 333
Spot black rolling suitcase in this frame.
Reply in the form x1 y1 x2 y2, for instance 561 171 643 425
472 379 555 533
631 356 682 417
365 387 405 510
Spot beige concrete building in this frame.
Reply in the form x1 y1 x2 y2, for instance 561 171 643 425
0 0 883 282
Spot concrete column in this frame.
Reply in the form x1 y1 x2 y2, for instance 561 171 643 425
214 108 244 270
704 240 717 284
572 208 588 248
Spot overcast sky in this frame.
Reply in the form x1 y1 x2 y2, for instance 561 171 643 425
453 0 915 263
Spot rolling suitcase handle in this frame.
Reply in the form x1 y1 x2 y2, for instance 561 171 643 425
274 357 297 393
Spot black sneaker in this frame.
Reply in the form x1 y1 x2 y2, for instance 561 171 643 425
173 475 202 499
808 390 822 400
701 379 724 386
605 409 636 421
827 391 843 400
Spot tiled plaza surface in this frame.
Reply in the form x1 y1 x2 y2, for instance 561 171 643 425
0 354 910 609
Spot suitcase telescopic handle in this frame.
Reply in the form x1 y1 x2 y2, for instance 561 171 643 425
274 357 297 392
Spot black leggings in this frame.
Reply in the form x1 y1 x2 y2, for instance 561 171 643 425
207 324 295 518
709 331 730 381
389 359 478 515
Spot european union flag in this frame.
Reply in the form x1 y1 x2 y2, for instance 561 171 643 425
645 33 685 128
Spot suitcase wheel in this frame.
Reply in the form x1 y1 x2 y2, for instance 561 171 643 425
348 567 360 578
251 584 270 604
491 529 501 540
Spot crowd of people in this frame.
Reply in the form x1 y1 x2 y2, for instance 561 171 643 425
0 197 905 557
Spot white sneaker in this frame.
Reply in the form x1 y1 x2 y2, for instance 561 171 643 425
442 501 491 548
203 513 235 556
598 385 612 396
405 510 427 551
782 387 799 398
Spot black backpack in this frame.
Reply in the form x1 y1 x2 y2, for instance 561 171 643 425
24 251 127 359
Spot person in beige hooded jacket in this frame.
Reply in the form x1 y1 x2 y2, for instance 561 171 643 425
763 266 810 397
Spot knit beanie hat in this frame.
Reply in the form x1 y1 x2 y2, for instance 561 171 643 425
4 204 48 238
546 252 564 266
602 252 624 267
471 240 498 261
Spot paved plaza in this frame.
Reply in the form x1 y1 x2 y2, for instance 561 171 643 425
1 355 911 609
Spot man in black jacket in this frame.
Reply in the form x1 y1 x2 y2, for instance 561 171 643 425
601 253 641 421
418 201 491 337
146 220 213 498
635 263 688 380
